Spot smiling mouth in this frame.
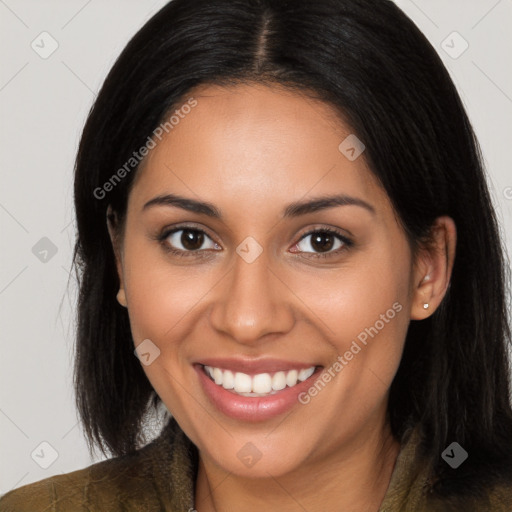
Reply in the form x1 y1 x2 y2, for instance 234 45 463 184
202 364 322 397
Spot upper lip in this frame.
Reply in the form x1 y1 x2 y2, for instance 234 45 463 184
196 357 321 375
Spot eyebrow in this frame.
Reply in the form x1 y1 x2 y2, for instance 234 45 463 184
142 193 375 218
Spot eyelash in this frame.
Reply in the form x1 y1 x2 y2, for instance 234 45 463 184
292 226 354 259
156 225 353 260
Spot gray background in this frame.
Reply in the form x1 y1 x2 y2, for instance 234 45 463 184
1 0 511 495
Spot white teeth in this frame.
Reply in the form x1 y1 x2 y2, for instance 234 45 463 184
272 371 287 391
286 369 298 387
234 372 252 393
221 370 234 390
253 373 272 394
203 365 316 395
298 367 315 381
213 367 223 385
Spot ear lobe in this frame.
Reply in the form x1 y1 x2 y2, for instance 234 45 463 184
411 216 457 320
116 289 127 307
106 205 127 308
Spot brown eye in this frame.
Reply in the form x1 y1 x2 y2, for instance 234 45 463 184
310 232 335 252
163 228 219 252
294 230 346 254
181 229 205 250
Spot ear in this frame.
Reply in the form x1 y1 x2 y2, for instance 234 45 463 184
410 216 457 320
106 205 127 308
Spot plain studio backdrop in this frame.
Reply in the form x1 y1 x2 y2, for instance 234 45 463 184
0 0 511 495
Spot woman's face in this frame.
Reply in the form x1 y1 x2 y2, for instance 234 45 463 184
111 83 429 477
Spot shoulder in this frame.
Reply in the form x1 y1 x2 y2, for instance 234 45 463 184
0 420 198 512
424 479 512 512
0 445 153 511
489 480 512 510
381 425 512 512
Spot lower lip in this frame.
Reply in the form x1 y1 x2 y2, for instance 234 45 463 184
194 364 322 422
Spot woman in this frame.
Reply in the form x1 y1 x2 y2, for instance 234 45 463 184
1 0 511 510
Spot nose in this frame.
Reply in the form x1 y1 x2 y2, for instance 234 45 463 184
209 250 295 345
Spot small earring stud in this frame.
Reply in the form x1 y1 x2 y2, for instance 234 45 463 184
423 303 429 309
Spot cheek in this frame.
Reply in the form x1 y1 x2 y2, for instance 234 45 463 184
295 242 410 338
121 252 203 416
121 239 211 341
290 236 411 389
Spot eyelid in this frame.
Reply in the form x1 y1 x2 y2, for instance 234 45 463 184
296 225 352 244
291 226 353 257
158 222 219 243
155 223 221 257
155 223 353 258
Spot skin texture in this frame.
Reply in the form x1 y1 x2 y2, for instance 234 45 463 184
108 83 456 512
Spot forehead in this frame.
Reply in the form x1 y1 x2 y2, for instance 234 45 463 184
129 82 388 217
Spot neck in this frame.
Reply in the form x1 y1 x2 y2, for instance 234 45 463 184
194 418 400 512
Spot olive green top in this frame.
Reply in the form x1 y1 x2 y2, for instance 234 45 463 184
1 418 510 511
